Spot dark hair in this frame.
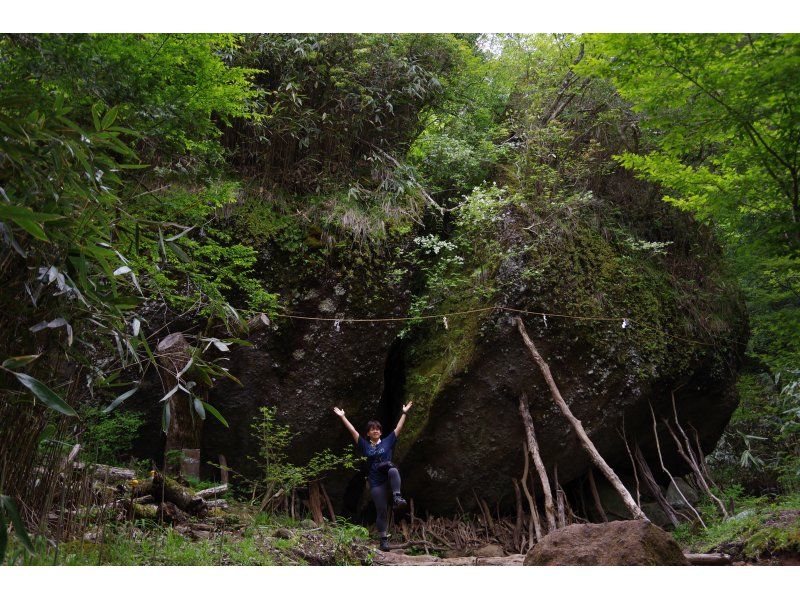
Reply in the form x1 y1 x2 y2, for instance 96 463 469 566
365 420 382 434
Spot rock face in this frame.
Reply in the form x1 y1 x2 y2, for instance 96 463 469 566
130 175 748 517
396 179 747 513
523 520 689 566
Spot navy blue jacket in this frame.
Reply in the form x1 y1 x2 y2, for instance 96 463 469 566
357 431 397 488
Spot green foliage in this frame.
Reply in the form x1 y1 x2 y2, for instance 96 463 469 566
247 407 360 512
0 34 267 421
128 182 280 320
675 492 800 560
582 33 800 371
78 406 145 466
0 34 258 173
0 494 34 564
710 372 800 494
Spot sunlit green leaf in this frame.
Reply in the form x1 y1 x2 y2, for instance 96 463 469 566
13 373 77 416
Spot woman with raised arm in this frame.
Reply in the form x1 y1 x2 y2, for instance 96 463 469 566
333 402 413 551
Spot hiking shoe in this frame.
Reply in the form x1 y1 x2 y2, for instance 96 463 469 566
379 537 391 551
393 494 408 511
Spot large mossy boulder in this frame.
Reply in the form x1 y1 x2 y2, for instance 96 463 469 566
394 176 747 512
133 175 747 517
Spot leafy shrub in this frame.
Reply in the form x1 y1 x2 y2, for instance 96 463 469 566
247 407 361 513
78 407 145 466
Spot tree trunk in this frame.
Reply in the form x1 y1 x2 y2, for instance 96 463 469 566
514 317 647 521
157 332 202 476
308 481 325 525
518 393 557 532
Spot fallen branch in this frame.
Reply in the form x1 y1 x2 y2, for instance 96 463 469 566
587 468 608 523
514 317 647 520
684 552 733 566
632 442 682 528
152 473 205 515
195 484 228 499
648 402 705 528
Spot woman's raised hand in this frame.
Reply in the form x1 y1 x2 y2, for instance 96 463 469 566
333 406 345 417
402 401 413 414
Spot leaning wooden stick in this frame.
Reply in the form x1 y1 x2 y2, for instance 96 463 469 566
520 440 543 542
518 394 557 531
514 316 647 521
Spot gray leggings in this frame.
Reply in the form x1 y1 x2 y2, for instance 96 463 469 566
370 466 401 537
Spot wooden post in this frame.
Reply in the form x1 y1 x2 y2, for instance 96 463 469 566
514 317 647 521
518 394 557 532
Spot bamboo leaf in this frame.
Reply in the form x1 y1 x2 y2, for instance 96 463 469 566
0 205 63 222
13 216 48 241
193 397 206 420
160 384 181 403
2 354 40 370
167 241 190 263
102 386 138 414
1 495 34 554
201 401 229 428
100 105 119 130
176 357 194 379
162 401 171 433
14 373 77 416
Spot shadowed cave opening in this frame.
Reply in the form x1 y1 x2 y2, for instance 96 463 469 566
341 336 407 518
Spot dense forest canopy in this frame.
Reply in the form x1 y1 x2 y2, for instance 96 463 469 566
1 33 799 563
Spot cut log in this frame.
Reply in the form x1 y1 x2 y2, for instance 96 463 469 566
204 499 228 510
152 473 205 514
514 317 647 521
372 551 525 566
518 394 557 532
132 479 154 498
684 552 733 565
74 463 136 482
132 503 158 520
157 501 188 525
195 484 228 499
